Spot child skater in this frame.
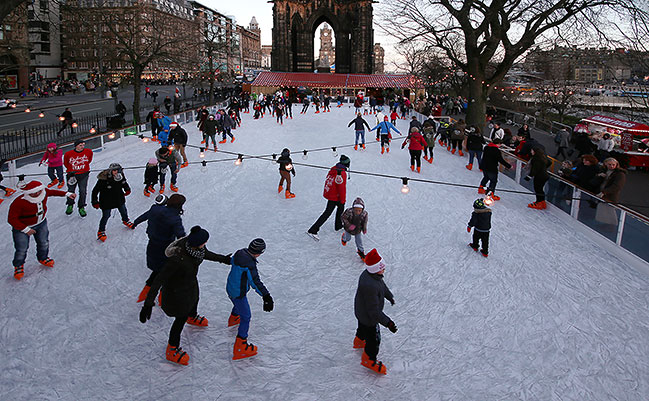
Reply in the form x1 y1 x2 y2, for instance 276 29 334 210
353 248 397 375
341 197 368 260
467 198 491 257
39 143 65 188
277 148 296 198
143 158 159 197
91 163 134 242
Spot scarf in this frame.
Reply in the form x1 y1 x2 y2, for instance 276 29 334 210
185 242 206 263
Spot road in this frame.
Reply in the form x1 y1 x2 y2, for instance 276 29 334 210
0 85 195 132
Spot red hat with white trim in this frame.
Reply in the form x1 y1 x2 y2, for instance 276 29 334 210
169 121 178 128
22 180 45 194
364 248 385 273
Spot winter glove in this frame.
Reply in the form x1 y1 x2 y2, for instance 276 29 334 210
262 294 274 312
388 298 395 306
124 190 131 196
387 321 398 333
92 203 100 209
139 304 152 323
348 224 356 231
524 175 531 181
291 170 296 177
467 226 472 233
401 143 406 149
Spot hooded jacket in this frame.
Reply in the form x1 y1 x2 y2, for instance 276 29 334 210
468 208 492 232
134 204 185 244
354 270 394 327
323 163 348 204
480 143 511 172
91 169 131 209
341 197 368 235
601 168 627 203
402 131 428 151
144 237 230 317
40 146 63 167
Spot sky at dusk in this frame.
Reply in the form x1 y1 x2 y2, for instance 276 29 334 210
201 0 400 69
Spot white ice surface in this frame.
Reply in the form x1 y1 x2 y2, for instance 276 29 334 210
1 106 648 401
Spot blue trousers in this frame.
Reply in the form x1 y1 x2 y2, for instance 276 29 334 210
355 130 365 145
468 150 482 166
99 204 129 232
230 296 252 339
12 219 49 267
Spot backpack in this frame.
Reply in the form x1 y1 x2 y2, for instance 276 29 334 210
554 132 562 144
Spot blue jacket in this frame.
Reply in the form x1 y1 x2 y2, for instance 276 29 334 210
226 249 269 299
134 204 185 244
158 116 172 146
369 121 400 135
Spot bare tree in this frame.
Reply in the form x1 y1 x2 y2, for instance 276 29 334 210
62 1 198 124
380 0 643 130
534 82 577 122
0 0 26 25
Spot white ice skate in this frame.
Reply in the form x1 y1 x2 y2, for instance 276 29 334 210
306 232 320 241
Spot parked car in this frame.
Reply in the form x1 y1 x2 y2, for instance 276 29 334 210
0 98 17 110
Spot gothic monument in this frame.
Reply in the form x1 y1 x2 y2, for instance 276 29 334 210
271 0 375 74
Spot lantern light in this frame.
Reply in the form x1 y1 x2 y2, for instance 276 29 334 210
285 163 293 171
199 147 205 158
25 108 31 113
235 154 243 166
59 116 65 121
400 177 410 194
71 122 78 128
89 126 97 134
38 111 45 118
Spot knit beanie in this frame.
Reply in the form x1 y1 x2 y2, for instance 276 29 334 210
187 225 209 247
364 249 385 274
248 238 266 254
167 193 186 209
339 155 350 168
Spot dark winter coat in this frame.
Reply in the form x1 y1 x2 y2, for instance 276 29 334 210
517 126 531 139
601 168 627 203
468 208 492 232
202 119 217 135
466 133 485 151
528 152 551 180
409 119 422 131
169 126 188 145
144 237 230 317
134 204 185 244
222 114 235 129
451 122 466 140
569 164 600 192
277 155 296 176
146 111 159 127
354 270 394 328
91 170 131 210
226 249 270 299
144 164 159 186
480 143 511 172
341 197 368 235
348 116 371 131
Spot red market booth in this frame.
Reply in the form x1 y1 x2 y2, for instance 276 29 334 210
575 115 649 168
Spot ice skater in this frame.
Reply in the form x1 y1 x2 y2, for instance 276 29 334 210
341 197 368 260
307 155 350 240
467 198 491 257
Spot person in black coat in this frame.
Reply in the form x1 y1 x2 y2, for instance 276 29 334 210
163 96 172 114
91 163 133 241
202 115 218 151
574 132 596 157
133 193 186 303
277 148 296 198
465 127 485 170
146 107 161 139
569 154 601 192
478 139 511 200
139 226 231 365
56 107 75 136
348 113 371 149
467 198 492 257
115 101 127 119
354 248 396 375
168 122 189 167
517 124 531 140
525 146 551 209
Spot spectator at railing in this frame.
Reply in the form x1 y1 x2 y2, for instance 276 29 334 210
517 124 531 140
596 157 627 204
574 131 596 157
568 154 601 193
515 137 544 161
502 128 513 147
525 147 551 210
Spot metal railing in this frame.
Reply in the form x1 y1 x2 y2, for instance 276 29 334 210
411 110 649 265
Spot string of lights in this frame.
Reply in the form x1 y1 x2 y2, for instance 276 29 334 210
3 132 642 209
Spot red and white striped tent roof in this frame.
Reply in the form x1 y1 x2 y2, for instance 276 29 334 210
251 72 423 89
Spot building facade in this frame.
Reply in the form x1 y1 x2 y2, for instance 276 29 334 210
271 0 375 74
27 0 62 80
0 3 29 92
238 17 262 72
261 45 272 69
61 0 197 81
191 1 241 76
373 43 384 74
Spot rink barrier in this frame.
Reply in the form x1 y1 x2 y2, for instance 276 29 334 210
3 101 228 188
411 110 649 266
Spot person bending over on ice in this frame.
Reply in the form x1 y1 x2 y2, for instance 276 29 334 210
91 163 135 242
8 180 76 280
467 198 491 257
277 148 296 199
226 238 274 360
341 197 368 260
353 249 397 375
139 226 231 365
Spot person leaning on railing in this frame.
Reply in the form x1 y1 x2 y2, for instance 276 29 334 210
596 157 627 204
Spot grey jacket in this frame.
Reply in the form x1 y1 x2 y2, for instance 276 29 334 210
354 270 394 327
341 197 368 235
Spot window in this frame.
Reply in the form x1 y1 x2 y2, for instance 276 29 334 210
41 43 50 53
28 10 35 19
41 33 49 42
40 0 48 11
0 31 3 40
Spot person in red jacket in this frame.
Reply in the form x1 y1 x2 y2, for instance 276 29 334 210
63 139 93 217
401 127 428 173
390 110 399 126
8 180 76 280
307 155 350 241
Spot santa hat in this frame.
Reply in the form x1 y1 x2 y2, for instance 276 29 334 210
364 249 385 274
169 122 178 128
21 180 45 194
